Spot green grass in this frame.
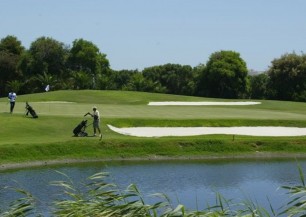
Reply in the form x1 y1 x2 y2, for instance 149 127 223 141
1 90 306 165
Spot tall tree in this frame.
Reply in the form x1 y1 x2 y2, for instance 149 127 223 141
0 35 25 95
267 53 306 101
199 50 249 98
68 39 109 76
0 35 24 55
28 37 68 78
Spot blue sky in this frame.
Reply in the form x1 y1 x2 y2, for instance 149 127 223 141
1 0 305 71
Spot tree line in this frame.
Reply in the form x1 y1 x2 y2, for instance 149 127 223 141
1 35 305 101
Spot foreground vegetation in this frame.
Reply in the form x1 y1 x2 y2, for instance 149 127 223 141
2 167 306 217
0 90 306 166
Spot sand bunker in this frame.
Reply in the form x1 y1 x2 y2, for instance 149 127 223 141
108 125 306 137
148 101 261 106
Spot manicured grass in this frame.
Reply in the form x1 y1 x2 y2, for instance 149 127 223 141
0 90 247 104
1 90 306 165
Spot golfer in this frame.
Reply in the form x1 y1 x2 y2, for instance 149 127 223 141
8 91 17 114
86 106 101 137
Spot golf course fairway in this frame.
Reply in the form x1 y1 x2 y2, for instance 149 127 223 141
1 90 306 169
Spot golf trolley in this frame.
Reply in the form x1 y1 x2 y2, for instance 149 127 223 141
25 102 38 118
73 119 92 137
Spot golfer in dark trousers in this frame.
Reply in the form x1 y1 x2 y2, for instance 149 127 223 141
8 91 17 114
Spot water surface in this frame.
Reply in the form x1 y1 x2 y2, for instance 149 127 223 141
0 158 305 216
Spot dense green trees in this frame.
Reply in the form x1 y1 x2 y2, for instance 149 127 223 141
198 51 249 98
28 37 67 77
267 53 306 101
249 73 269 99
0 35 24 94
24 37 68 92
0 36 111 94
68 39 109 75
143 64 196 95
0 34 305 102
68 39 110 90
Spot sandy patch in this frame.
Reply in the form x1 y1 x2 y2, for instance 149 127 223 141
148 101 261 106
108 125 306 137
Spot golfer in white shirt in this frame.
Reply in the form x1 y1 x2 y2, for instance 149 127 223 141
8 91 17 114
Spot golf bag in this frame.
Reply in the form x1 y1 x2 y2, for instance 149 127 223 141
73 120 88 137
25 102 38 118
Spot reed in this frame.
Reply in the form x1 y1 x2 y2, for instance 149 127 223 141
3 165 306 216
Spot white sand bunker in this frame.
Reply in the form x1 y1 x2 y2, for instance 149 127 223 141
108 125 306 137
148 101 261 106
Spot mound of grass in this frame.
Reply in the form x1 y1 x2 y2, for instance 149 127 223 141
1 90 221 104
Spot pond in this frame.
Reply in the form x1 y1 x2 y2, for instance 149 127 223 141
0 158 305 216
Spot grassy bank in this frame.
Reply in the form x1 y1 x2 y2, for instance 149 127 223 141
1 90 306 166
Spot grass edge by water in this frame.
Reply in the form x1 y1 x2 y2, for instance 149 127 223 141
2 136 306 171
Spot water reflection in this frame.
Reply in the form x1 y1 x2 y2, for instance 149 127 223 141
0 158 305 216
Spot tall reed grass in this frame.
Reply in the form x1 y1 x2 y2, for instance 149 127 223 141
2 166 306 217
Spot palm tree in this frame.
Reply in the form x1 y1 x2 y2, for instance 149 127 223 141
70 71 91 89
5 80 23 93
33 71 57 91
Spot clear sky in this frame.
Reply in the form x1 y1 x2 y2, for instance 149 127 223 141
0 0 305 71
